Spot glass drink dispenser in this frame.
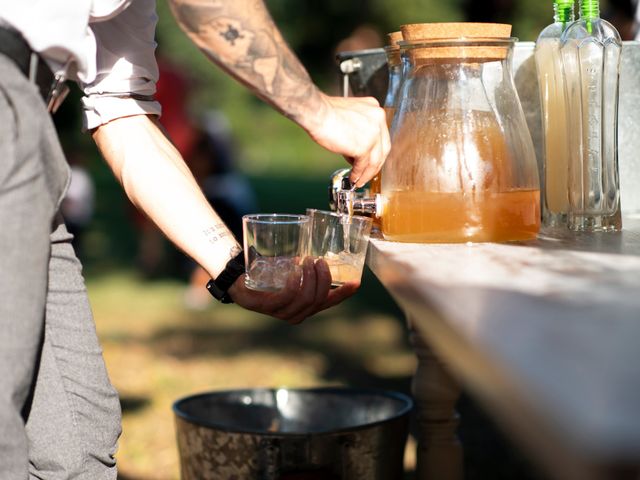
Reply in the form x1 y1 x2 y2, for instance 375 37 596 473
332 23 541 243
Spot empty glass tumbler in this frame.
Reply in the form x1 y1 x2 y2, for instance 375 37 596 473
242 214 310 292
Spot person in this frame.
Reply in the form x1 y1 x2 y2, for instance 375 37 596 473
0 1 390 478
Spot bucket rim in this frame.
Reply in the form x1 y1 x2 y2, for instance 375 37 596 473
172 386 413 437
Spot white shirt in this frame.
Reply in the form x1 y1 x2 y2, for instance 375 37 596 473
0 0 161 129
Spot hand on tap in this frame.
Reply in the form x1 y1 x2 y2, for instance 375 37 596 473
305 92 391 188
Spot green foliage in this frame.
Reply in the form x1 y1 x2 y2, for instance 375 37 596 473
513 1 555 40
370 0 466 29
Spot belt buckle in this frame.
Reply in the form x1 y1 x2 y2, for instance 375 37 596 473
46 72 70 114
30 52 70 114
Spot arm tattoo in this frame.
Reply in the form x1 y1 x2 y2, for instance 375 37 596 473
168 0 323 126
202 224 242 266
202 223 233 244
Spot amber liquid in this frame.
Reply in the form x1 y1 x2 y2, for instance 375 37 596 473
317 248 366 287
369 106 396 197
368 107 395 231
382 189 540 243
369 175 381 196
536 38 569 219
380 107 540 243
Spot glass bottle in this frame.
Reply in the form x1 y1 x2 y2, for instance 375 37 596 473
384 31 404 128
379 23 540 243
561 0 622 231
535 0 575 228
369 31 404 198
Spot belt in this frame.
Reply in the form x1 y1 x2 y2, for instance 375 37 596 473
0 25 69 113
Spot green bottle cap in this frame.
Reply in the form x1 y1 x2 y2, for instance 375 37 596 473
554 0 575 24
580 0 599 33
581 0 600 20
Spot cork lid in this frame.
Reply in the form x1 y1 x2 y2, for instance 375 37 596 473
387 31 403 46
385 31 403 66
400 23 513 62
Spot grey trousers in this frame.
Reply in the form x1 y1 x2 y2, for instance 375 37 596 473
0 55 121 479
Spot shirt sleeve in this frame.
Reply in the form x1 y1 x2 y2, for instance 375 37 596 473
81 0 161 130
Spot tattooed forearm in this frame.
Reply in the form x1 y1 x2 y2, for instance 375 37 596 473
168 0 324 128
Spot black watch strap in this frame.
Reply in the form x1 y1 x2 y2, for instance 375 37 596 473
206 250 245 304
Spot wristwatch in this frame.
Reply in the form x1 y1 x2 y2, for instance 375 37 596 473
206 250 245 304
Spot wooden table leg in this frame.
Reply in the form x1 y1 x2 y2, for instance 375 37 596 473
408 314 463 480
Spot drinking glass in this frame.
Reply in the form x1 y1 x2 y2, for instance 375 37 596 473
306 209 373 287
243 214 311 292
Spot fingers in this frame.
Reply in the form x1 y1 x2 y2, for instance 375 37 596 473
272 257 319 324
233 257 355 325
285 258 333 323
359 96 380 107
308 95 389 187
344 103 390 188
321 281 360 310
274 261 358 323
349 125 390 188
312 258 332 303
229 269 300 314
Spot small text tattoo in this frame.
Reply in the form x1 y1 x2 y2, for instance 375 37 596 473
203 224 231 244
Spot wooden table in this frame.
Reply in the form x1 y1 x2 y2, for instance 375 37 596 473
366 216 640 480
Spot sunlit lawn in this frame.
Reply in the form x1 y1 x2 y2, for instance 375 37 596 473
88 268 416 479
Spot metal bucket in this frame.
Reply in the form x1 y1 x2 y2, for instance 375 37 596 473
173 387 413 480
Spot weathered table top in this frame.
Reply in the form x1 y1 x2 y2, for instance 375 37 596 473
367 216 640 480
